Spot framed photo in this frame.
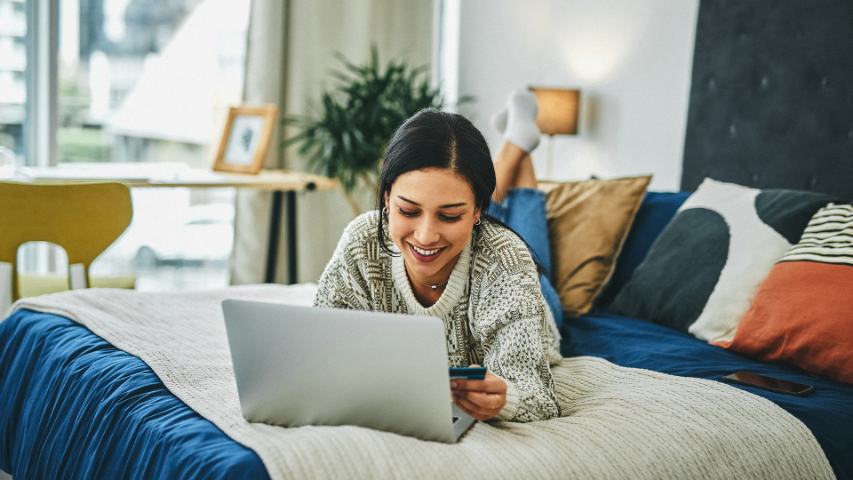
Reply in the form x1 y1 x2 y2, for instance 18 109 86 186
212 104 279 174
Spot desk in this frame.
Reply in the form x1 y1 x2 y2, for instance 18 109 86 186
13 163 337 284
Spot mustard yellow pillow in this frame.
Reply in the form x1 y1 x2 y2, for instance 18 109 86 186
541 176 651 317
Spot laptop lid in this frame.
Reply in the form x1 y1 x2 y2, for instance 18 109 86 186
223 299 466 443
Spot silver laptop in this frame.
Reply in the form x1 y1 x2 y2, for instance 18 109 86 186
222 299 476 443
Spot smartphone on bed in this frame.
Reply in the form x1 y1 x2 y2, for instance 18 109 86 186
722 371 814 396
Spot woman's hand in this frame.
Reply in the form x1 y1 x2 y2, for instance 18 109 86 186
450 364 507 421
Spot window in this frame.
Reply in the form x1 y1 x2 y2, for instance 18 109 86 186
6 0 252 291
0 0 27 158
57 0 251 167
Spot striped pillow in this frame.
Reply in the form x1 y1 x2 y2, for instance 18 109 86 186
724 203 853 384
781 203 853 265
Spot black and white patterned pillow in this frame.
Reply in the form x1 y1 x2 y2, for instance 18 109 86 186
609 178 834 343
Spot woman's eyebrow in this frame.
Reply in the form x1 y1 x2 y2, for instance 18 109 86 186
397 195 467 209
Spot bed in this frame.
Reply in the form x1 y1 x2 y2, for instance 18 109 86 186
3 0 853 478
0 284 846 479
1 262 851 479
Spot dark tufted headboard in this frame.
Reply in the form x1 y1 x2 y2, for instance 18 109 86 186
681 0 853 198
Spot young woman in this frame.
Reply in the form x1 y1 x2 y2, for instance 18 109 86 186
314 91 563 422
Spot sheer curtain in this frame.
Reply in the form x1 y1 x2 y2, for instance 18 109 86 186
232 0 434 285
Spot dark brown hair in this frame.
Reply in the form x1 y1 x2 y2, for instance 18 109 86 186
376 109 495 254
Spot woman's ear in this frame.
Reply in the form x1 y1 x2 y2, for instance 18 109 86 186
384 192 390 211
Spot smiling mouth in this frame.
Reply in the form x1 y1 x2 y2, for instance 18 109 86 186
408 242 446 262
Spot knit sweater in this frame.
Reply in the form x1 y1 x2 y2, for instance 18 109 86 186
314 211 562 422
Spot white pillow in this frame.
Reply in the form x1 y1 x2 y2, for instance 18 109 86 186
681 180 789 342
610 178 833 343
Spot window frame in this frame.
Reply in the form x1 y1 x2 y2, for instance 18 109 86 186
24 0 58 167
15 0 248 284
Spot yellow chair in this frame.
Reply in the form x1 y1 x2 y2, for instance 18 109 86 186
0 181 135 302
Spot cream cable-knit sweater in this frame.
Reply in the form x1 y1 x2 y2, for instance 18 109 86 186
314 211 562 422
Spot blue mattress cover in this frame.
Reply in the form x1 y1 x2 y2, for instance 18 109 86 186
563 310 853 480
0 310 268 479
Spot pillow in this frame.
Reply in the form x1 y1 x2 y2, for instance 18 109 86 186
596 191 691 308
609 178 833 343
723 203 853 384
540 175 650 318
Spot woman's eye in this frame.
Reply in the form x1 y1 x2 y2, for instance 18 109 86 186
397 208 460 222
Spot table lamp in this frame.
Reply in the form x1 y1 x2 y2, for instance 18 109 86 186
528 87 580 177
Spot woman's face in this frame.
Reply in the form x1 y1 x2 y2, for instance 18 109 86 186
386 168 480 284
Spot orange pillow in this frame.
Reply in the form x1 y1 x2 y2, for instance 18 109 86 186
723 203 853 384
540 176 651 317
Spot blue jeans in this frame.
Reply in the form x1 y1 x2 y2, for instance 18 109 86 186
486 188 564 329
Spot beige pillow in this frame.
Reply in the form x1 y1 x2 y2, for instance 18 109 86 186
540 176 651 317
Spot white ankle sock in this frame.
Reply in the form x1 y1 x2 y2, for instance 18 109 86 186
504 90 540 152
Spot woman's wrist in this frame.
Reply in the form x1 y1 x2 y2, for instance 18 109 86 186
496 376 520 421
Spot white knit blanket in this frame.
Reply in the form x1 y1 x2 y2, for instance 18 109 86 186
12 286 834 480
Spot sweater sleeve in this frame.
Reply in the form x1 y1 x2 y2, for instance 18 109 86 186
471 268 560 423
313 220 372 311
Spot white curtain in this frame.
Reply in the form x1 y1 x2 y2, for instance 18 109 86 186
231 0 434 285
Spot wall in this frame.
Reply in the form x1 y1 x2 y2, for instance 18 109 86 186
289 0 699 282
449 0 699 190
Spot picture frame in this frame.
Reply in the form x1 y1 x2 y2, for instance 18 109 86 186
212 104 279 174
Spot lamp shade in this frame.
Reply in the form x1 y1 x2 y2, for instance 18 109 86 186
529 87 580 135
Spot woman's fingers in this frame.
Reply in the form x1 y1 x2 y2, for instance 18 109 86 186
453 391 498 420
452 393 482 418
450 365 507 420
451 375 506 394
464 391 505 410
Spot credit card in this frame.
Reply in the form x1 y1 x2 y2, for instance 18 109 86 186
449 367 487 380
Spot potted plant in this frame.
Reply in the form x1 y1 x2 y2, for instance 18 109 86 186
283 46 466 215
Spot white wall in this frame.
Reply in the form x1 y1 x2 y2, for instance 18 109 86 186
450 0 699 191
